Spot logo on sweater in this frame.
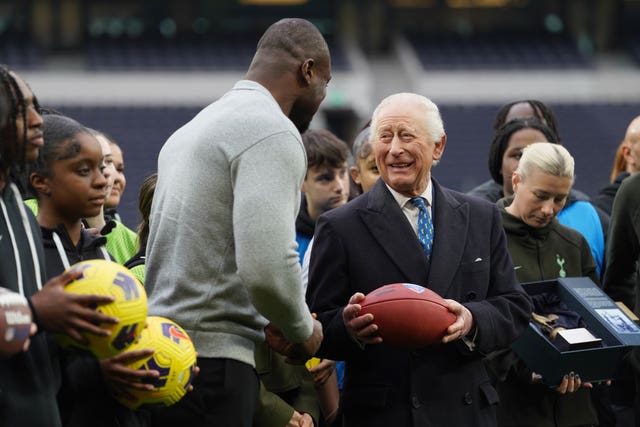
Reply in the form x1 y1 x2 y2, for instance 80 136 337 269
556 254 567 278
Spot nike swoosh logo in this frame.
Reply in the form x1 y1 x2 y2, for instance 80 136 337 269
514 266 523 270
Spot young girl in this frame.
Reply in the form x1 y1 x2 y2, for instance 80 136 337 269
29 114 157 427
105 136 127 223
86 129 138 265
29 114 111 273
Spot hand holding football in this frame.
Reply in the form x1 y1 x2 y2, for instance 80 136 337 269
0 288 34 356
359 283 456 349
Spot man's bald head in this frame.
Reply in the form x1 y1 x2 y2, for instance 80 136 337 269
255 18 329 64
625 116 640 146
246 18 331 134
248 18 330 78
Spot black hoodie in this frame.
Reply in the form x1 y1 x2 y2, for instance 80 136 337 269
0 182 63 426
40 224 111 279
593 171 630 216
295 196 315 263
497 196 599 285
40 224 149 427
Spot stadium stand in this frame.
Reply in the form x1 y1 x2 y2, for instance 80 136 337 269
0 40 43 70
1 4 638 227
86 35 351 71
628 35 640 66
405 32 593 70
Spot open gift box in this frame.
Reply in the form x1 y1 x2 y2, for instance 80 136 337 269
511 277 640 387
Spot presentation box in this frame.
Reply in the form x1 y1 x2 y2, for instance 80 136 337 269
511 277 640 387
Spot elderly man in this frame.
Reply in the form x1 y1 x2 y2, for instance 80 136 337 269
145 18 330 427
307 93 532 427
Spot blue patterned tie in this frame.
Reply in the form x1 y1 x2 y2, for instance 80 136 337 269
411 197 434 258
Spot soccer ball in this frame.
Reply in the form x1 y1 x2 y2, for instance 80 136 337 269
54 259 148 359
112 316 197 409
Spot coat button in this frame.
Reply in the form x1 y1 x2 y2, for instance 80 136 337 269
411 395 421 408
466 292 477 301
463 392 473 405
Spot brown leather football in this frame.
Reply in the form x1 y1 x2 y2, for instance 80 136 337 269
359 283 456 349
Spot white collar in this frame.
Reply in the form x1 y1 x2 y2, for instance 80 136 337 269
385 180 433 209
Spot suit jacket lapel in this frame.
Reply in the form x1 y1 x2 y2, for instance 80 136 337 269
358 180 430 284
427 180 468 297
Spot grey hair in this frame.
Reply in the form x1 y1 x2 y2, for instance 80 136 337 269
516 142 575 183
370 93 445 145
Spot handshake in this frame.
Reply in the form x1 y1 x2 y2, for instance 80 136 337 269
264 315 323 364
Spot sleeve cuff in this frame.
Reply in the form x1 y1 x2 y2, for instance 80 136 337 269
461 324 478 351
26 296 42 331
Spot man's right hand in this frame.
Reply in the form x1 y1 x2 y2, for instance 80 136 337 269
288 411 314 427
265 318 323 364
290 318 323 363
30 269 119 343
342 292 382 345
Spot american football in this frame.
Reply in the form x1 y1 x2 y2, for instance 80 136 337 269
359 283 456 349
0 287 33 356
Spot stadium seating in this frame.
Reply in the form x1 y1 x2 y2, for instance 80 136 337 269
628 35 640 66
0 40 43 70
405 33 593 70
86 36 351 71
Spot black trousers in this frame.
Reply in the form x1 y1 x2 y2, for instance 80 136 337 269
150 357 259 427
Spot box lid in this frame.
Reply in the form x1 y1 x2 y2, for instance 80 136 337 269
558 278 640 347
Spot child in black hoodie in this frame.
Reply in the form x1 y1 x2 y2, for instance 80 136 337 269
0 65 120 427
29 113 158 427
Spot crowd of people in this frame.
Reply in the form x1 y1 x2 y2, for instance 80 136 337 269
3 16 640 427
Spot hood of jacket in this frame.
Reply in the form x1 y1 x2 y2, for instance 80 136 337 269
497 196 558 244
295 196 315 238
40 224 109 277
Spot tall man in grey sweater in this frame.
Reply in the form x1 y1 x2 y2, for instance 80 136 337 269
145 18 330 427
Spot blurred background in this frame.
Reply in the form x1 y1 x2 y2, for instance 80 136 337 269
2 0 640 226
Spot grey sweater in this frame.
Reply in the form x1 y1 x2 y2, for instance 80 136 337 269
146 80 313 367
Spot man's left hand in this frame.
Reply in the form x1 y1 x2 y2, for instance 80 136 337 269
441 299 473 343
